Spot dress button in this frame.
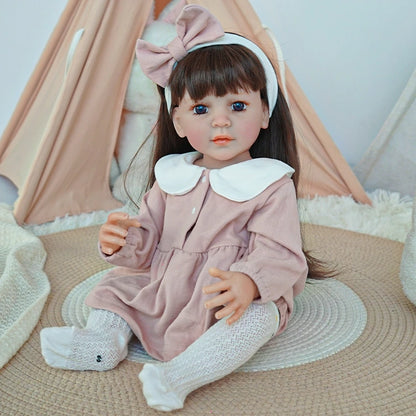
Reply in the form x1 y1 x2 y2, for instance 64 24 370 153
192 207 196 214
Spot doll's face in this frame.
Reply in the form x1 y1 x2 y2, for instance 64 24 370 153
172 89 269 169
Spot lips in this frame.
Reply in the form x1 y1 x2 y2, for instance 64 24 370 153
212 135 233 145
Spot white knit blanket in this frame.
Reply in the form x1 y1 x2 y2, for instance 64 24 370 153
0 204 50 368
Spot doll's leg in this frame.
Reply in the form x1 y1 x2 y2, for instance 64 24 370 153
139 302 279 412
40 308 132 371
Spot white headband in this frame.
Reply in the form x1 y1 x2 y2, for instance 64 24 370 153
165 33 278 117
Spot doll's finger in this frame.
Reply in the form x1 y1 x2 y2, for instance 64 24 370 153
99 228 127 249
204 291 234 310
100 237 126 254
225 306 246 325
202 280 229 295
106 235 127 248
123 218 141 229
101 240 124 255
107 211 129 224
214 301 239 320
101 245 116 255
214 303 246 324
208 267 231 280
101 223 128 237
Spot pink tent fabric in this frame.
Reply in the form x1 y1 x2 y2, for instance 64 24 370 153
0 0 370 225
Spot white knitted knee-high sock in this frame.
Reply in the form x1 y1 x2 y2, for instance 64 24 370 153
40 309 132 371
139 302 279 412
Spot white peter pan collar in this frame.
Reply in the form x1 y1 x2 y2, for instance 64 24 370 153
155 152 294 202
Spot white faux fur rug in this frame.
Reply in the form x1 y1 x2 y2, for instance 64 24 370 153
298 189 413 242
24 189 413 242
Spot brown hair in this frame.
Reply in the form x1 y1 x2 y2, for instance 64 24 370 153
150 44 300 185
131 44 333 279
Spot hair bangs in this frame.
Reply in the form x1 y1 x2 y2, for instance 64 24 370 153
169 44 267 107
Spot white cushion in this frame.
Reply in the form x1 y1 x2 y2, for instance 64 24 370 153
400 190 416 305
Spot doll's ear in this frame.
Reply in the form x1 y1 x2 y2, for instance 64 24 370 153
172 107 186 138
261 102 269 129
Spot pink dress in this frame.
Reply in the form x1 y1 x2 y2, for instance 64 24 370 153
85 152 308 361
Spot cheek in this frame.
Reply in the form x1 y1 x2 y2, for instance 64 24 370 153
183 124 207 149
237 121 262 142
186 127 203 150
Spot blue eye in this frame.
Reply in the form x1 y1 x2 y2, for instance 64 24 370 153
232 102 247 111
193 105 208 114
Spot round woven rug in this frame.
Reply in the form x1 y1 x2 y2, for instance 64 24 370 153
62 270 367 372
1 224 415 415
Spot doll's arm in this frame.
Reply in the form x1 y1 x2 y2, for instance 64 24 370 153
99 212 141 255
202 180 306 326
226 180 307 330
203 268 260 325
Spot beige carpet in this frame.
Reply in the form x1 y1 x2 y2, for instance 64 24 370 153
1 223 416 415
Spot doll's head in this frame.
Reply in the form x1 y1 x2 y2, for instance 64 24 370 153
153 43 298 186
167 44 270 169
136 5 299 187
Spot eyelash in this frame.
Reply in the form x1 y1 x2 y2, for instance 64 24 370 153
192 102 248 115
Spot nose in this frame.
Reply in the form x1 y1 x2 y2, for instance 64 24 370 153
211 111 231 128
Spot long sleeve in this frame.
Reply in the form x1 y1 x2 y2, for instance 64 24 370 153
229 179 307 313
101 182 167 270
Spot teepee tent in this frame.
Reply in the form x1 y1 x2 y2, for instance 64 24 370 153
354 69 416 198
0 0 370 225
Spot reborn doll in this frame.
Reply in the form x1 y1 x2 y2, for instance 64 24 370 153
40 5 323 412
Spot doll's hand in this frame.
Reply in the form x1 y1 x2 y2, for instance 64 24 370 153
99 212 141 255
203 268 260 325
